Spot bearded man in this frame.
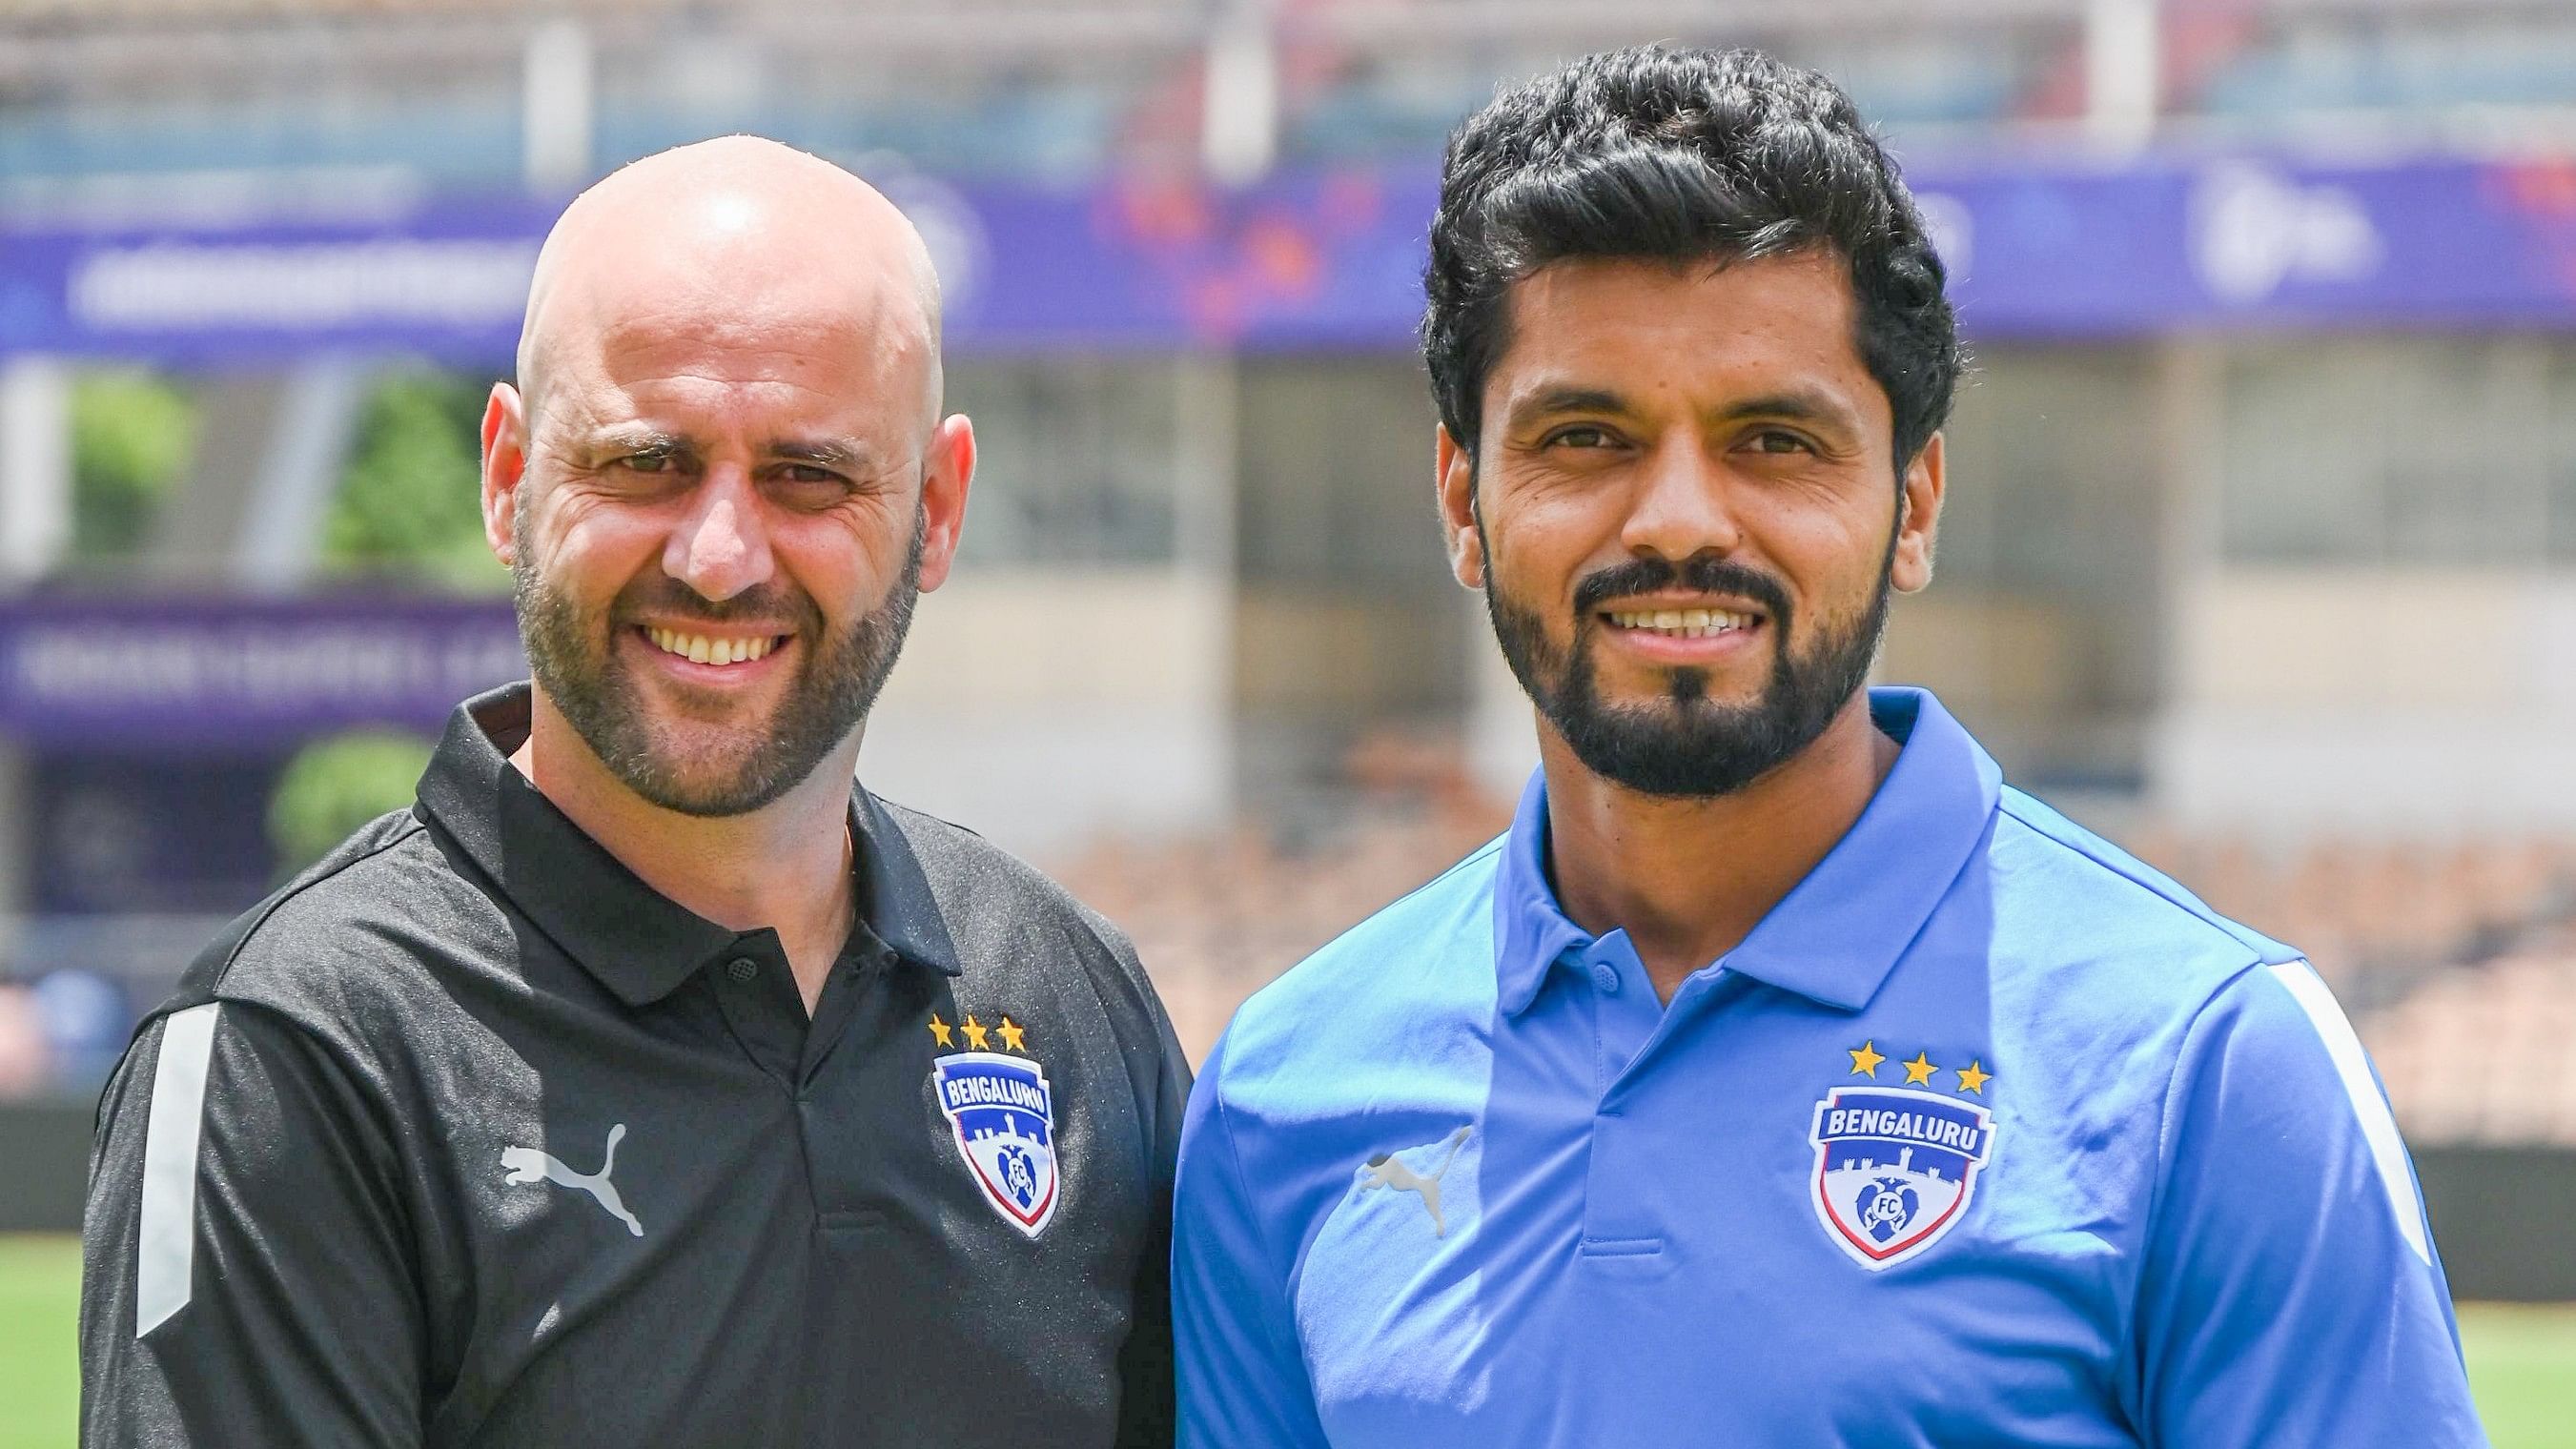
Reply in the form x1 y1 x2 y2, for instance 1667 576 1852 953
81 138 1185 1448
1171 46 2482 1446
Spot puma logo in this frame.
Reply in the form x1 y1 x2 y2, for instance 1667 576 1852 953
501 1124 643 1236
1360 1126 1473 1237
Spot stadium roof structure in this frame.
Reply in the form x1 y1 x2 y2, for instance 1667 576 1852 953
12 0 2576 43
12 0 2576 205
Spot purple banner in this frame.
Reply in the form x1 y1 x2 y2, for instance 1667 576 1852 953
0 596 521 749
9 153 2576 361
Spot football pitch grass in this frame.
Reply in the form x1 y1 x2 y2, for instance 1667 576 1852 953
0 1234 2569 1446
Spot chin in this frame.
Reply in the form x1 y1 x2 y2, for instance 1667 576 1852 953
1606 677 1760 715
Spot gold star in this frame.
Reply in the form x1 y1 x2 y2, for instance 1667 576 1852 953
996 1016 1028 1054
1849 1040 1886 1077
1902 1051 1940 1086
960 1013 992 1051
1955 1059 1992 1095
926 1013 954 1049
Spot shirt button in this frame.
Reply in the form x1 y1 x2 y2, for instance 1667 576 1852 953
726 957 758 983
1591 963 1622 995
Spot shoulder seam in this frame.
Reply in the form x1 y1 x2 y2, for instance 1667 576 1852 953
1197 835 1506 972
1365 835 1505 924
1993 794 2287 959
875 795 984 842
204 815 431 995
1231 835 1503 1027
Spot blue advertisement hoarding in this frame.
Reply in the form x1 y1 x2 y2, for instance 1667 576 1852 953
10 153 2576 363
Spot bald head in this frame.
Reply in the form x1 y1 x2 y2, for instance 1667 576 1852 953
516 136 944 426
479 135 980 826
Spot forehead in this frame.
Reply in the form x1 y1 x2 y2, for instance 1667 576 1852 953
534 259 930 436
1488 250 1884 425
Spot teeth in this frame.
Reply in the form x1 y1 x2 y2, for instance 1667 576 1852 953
645 627 780 665
1606 607 1753 638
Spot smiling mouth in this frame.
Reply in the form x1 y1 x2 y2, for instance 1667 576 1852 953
1602 607 1760 640
640 625 789 666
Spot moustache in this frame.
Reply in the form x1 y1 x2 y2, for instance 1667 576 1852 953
610 577 822 637
1570 556 1794 625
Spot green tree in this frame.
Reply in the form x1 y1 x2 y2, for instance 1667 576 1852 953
324 368 508 592
267 729 437 876
69 369 196 560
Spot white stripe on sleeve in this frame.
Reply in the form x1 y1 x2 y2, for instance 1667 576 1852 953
2264 962 2431 1265
135 1002 223 1337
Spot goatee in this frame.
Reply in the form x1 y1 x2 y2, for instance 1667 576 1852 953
1482 522 1892 799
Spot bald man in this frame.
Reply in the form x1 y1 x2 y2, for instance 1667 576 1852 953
80 138 1189 1449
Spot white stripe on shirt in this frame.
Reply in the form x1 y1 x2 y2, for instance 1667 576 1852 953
2265 962 2430 1266
136 1003 223 1337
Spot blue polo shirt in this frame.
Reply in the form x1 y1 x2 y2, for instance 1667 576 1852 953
1173 688 2483 1447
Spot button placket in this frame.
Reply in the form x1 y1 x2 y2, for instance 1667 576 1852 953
1579 969 1665 1260
1586 939 1659 1084
707 946 807 1086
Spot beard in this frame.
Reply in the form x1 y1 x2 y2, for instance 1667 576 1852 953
514 506 926 818
1482 520 1893 800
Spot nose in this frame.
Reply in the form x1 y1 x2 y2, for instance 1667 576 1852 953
663 465 776 603
1618 434 1744 563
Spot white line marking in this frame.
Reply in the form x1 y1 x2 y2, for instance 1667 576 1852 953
135 1003 222 1337
2265 963 2430 1265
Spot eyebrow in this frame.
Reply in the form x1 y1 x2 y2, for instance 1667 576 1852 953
1509 386 1632 423
770 438 876 472
1507 383 1862 435
576 429 878 471
1714 392 1863 434
583 425 687 458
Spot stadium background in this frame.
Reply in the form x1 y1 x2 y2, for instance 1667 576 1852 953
5 0 2576 1440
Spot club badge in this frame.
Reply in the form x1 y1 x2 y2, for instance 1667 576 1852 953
927 1012 1057 1238
1809 1082 1994 1271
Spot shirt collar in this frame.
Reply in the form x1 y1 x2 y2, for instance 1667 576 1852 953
1492 686 2002 1017
414 683 962 1009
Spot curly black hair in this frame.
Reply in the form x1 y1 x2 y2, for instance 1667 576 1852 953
1421 44 1962 476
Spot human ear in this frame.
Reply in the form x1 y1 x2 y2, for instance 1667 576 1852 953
914 413 976 594
1890 432 1945 595
1436 424 1485 590
480 382 529 565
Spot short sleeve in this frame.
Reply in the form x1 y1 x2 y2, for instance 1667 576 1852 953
2130 961 2486 1446
1172 1037 1332 1449
81 1001 423 1447
1114 932 1191 1449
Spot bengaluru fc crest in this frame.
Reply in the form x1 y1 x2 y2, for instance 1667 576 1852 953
1809 1086 1994 1270
932 1051 1060 1237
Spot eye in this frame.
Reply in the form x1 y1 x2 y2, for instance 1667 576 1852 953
1744 429 1815 456
620 449 678 475
768 464 856 508
1543 424 1621 450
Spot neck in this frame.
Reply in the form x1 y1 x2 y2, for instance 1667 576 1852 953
1542 690 1899 1004
509 691 860 1011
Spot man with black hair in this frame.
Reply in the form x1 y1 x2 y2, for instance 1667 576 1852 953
1171 45 2482 1446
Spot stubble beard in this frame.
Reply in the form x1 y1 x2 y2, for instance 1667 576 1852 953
514 506 927 818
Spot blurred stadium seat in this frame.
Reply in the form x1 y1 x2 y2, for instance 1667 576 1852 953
9 0 2576 1155
10 10 2576 1439
1053 739 2576 1156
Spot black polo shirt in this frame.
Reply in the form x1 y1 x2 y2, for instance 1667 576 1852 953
80 684 1189 1448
